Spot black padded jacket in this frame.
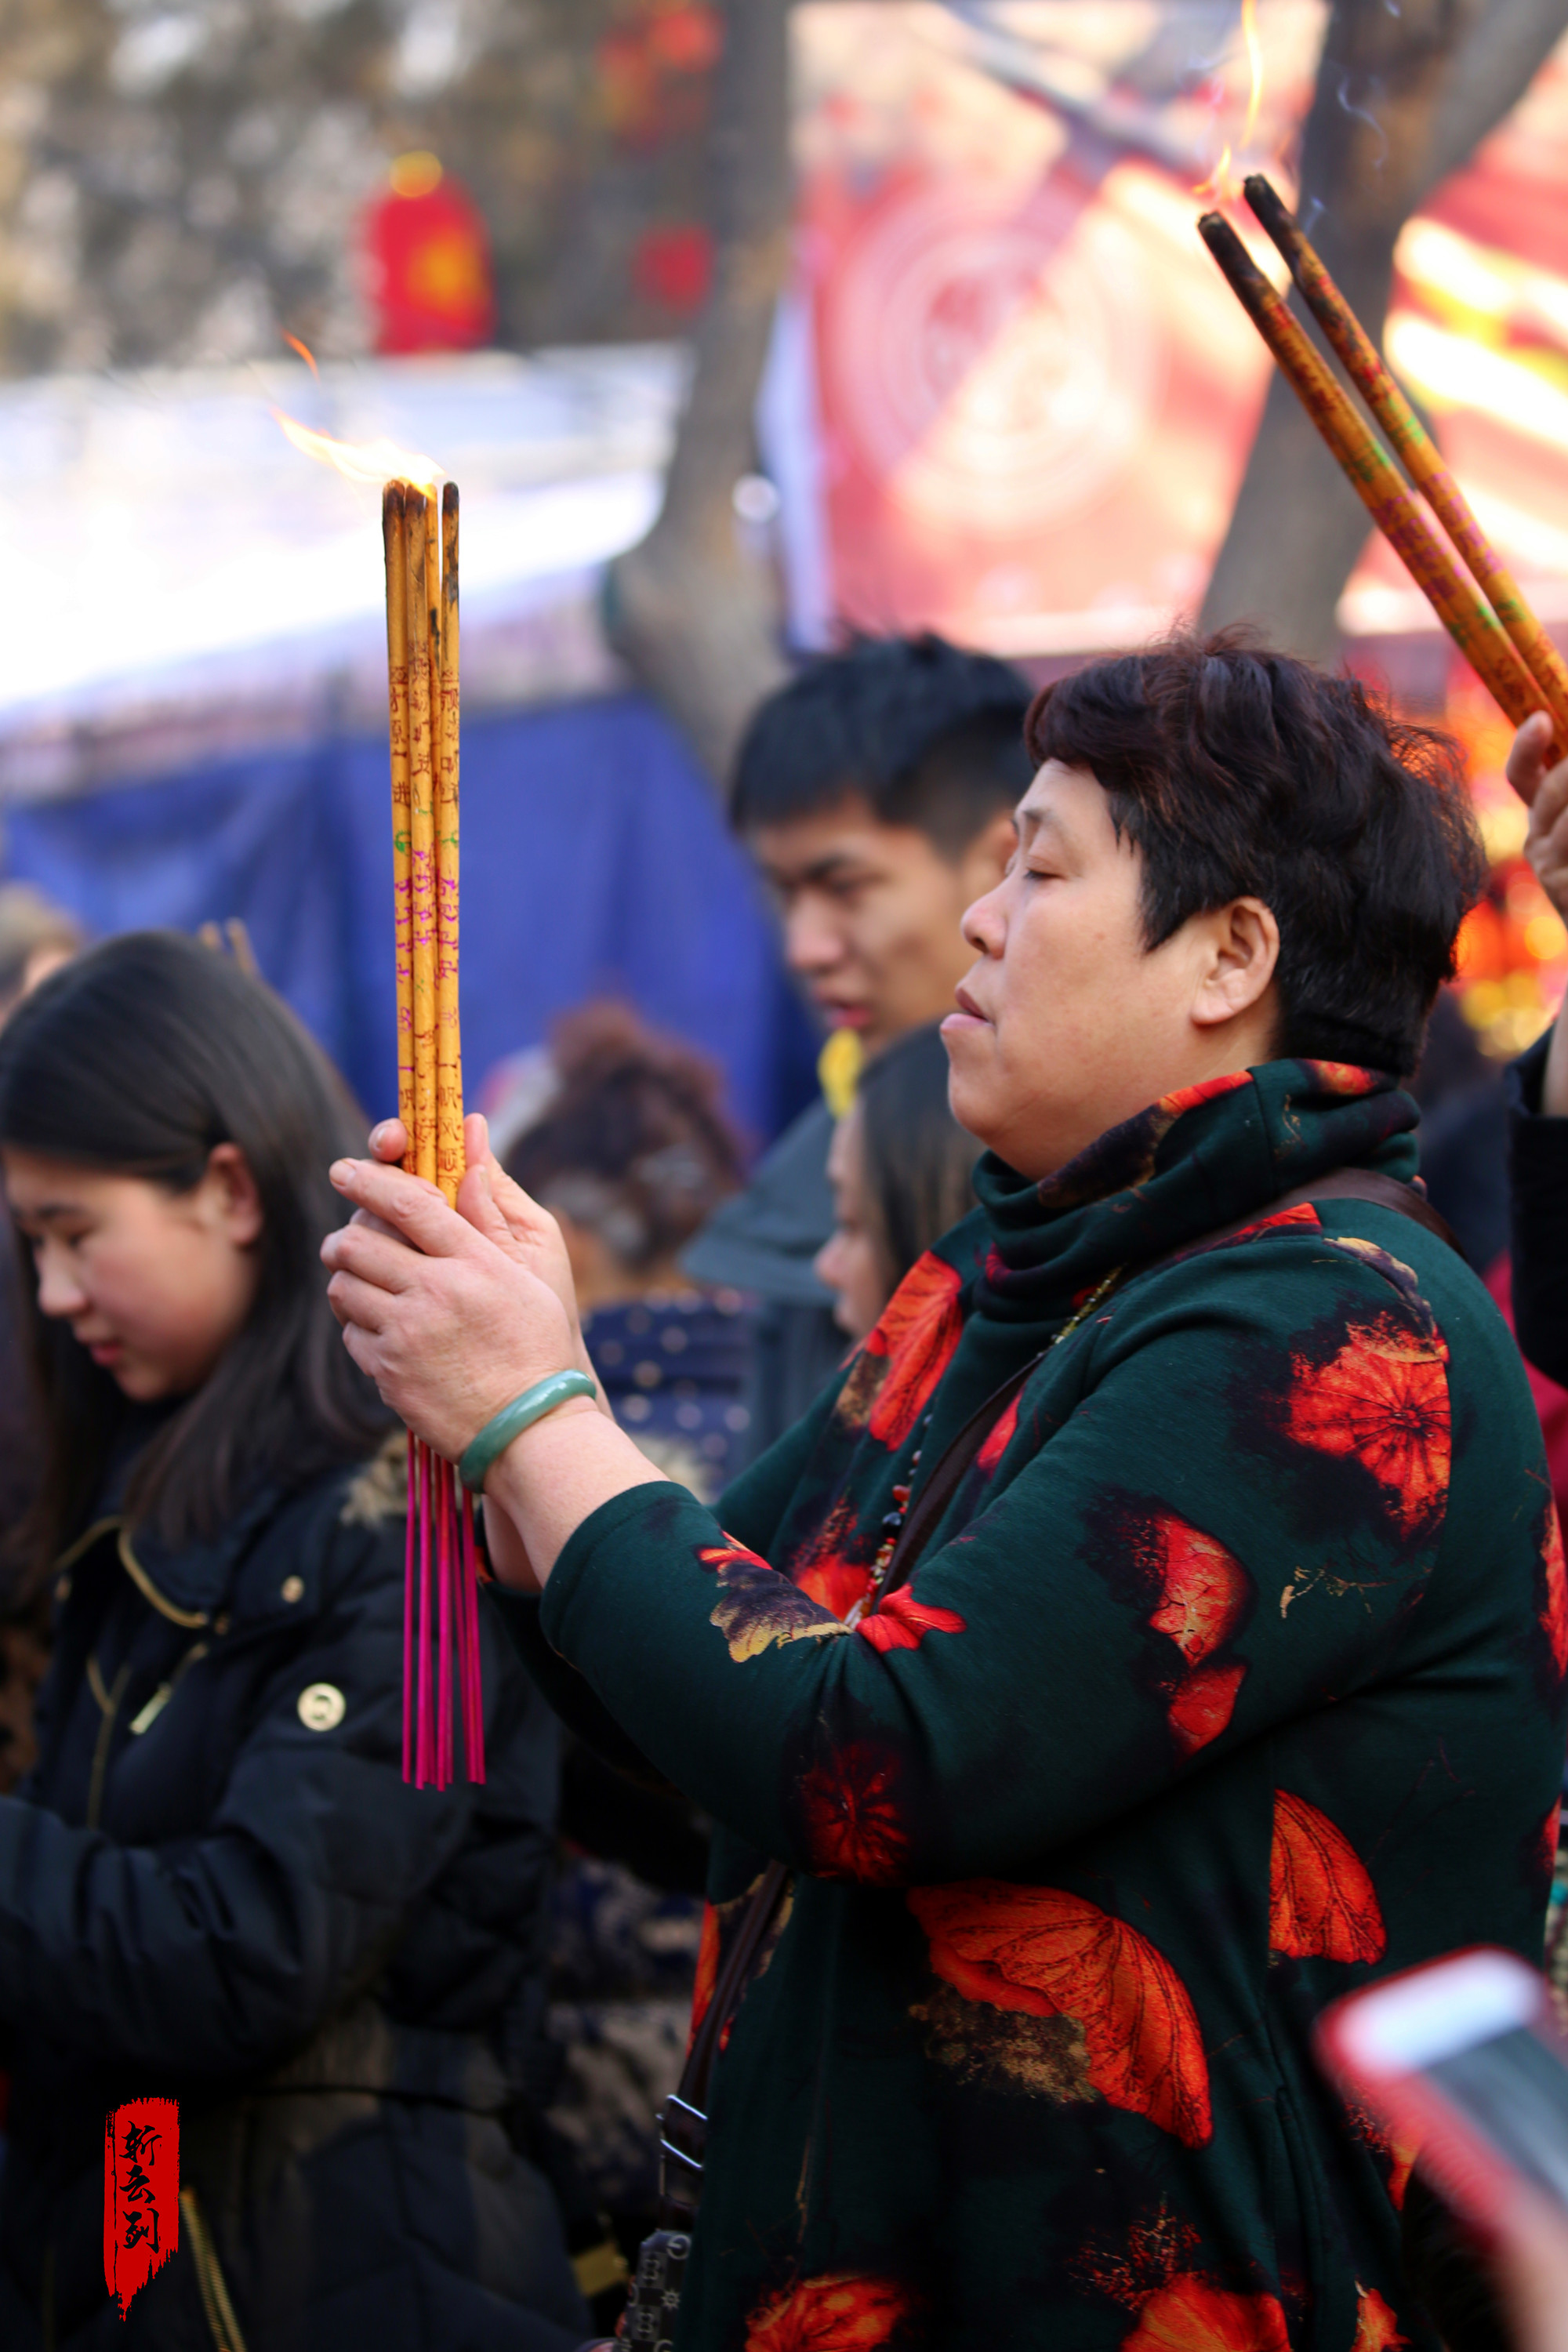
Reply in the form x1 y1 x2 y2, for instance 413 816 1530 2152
0 1452 589 2352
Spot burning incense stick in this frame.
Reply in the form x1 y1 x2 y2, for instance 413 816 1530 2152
1198 212 1544 729
382 488 416 1139
1242 175 1568 742
278 403 482 1790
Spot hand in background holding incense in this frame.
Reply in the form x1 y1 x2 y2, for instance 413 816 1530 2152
1508 711 1568 1116
324 1128 668 1591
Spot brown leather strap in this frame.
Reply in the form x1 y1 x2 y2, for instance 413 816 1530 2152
661 1163 1455 2215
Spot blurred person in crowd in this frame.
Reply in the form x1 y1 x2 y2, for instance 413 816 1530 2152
506 1003 751 1500
501 1004 744 2253
684 635 1028 1455
815 1022 978 1343
0 933 587 2352
328 632 1561 2349
0 886 84 1795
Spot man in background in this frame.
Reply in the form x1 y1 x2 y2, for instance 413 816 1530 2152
684 635 1029 1457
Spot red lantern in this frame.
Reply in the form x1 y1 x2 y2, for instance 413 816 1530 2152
363 154 495 355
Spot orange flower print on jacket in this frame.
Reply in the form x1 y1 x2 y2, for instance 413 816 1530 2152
746 2272 917 2350
1350 2285 1409 2350
799 1744 909 1884
1283 1312 1450 1538
907 1880 1212 2145
1538 1508 1568 1682
1299 1060 1383 1098
688 1900 720 2046
792 1502 877 1624
837 1254 964 1449
856 1589 966 1654
699 1541 848 1662
1121 2274 1289 2350
976 1392 1022 1479
1269 1791 1386 1963
1112 1508 1252 1758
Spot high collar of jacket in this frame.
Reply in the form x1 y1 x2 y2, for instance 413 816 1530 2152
971 1058 1419 1325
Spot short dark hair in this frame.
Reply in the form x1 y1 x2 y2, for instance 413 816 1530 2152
856 1023 978 1287
1026 629 1486 1077
731 634 1033 855
0 931 391 1574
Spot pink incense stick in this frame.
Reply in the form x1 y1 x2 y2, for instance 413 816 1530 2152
416 1439 434 1787
461 1488 485 1781
436 1455 454 1788
402 1432 417 1780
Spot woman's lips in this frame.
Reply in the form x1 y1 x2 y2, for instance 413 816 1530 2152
947 985 990 1025
85 1339 122 1367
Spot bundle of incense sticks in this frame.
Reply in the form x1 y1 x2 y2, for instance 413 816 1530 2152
382 477 485 1791
1199 181 1568 751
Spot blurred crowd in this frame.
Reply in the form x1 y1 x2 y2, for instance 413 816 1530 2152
0 633 1565 2352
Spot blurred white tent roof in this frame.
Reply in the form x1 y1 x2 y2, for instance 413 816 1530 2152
0 345 687 795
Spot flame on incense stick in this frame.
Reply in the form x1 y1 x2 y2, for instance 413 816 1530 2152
272 408 445 493
281 331 321 379
1194 0 1265 202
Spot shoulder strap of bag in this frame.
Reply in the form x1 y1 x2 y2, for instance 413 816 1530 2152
659 1165 1455 2216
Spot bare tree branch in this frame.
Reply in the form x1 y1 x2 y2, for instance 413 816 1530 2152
604 0 792 786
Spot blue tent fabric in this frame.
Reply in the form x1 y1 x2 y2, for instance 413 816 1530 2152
2 693 819 1150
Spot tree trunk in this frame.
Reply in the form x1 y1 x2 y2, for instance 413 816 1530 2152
1202 0 1568 659
604 0 793 787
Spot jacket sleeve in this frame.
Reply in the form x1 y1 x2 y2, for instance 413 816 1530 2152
539 1233 1530 1885
0 1512 491 2076
496 1377 847 1785
1508 1033 1568 1387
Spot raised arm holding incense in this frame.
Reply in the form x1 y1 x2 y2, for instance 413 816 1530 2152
1508 710 1568 1118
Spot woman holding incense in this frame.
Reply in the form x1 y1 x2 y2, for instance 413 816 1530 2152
0 932 590 2352
328 635 1562 2352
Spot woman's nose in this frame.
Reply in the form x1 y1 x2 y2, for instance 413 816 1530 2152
960 880 1006 955
814 1233 846 1291
34 1243 87 1320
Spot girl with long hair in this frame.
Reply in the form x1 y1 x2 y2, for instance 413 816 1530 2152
0 932 587 2352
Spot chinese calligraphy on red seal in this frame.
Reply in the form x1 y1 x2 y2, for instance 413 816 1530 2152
103 2097 178 2315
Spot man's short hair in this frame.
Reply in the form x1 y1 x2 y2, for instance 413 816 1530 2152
730 634 1033 856
1027 629 1487 1078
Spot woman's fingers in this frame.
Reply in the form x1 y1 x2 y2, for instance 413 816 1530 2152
1508 710 1558 808
321 1218 426 1293
368 1116 408 1163
328 1157 472 1257
324 1267 392 1335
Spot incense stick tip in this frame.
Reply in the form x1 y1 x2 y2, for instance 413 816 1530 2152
441 481 459 520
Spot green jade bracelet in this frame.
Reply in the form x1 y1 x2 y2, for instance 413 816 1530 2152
457 1369 597 1493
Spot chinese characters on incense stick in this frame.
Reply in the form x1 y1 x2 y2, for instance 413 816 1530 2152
1199 182 1568 751
383 477 485 1791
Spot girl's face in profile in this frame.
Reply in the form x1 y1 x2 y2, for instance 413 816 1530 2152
814 1104 892 1344
3 1145 263 1401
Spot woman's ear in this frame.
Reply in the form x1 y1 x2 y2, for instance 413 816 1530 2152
205 1142 265 1248
1192 897 1281 1030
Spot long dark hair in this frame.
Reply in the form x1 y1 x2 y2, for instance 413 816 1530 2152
0 931 392 1573
857 1024 978 1288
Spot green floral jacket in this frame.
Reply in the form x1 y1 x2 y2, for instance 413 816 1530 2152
539 1062 1566 2351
